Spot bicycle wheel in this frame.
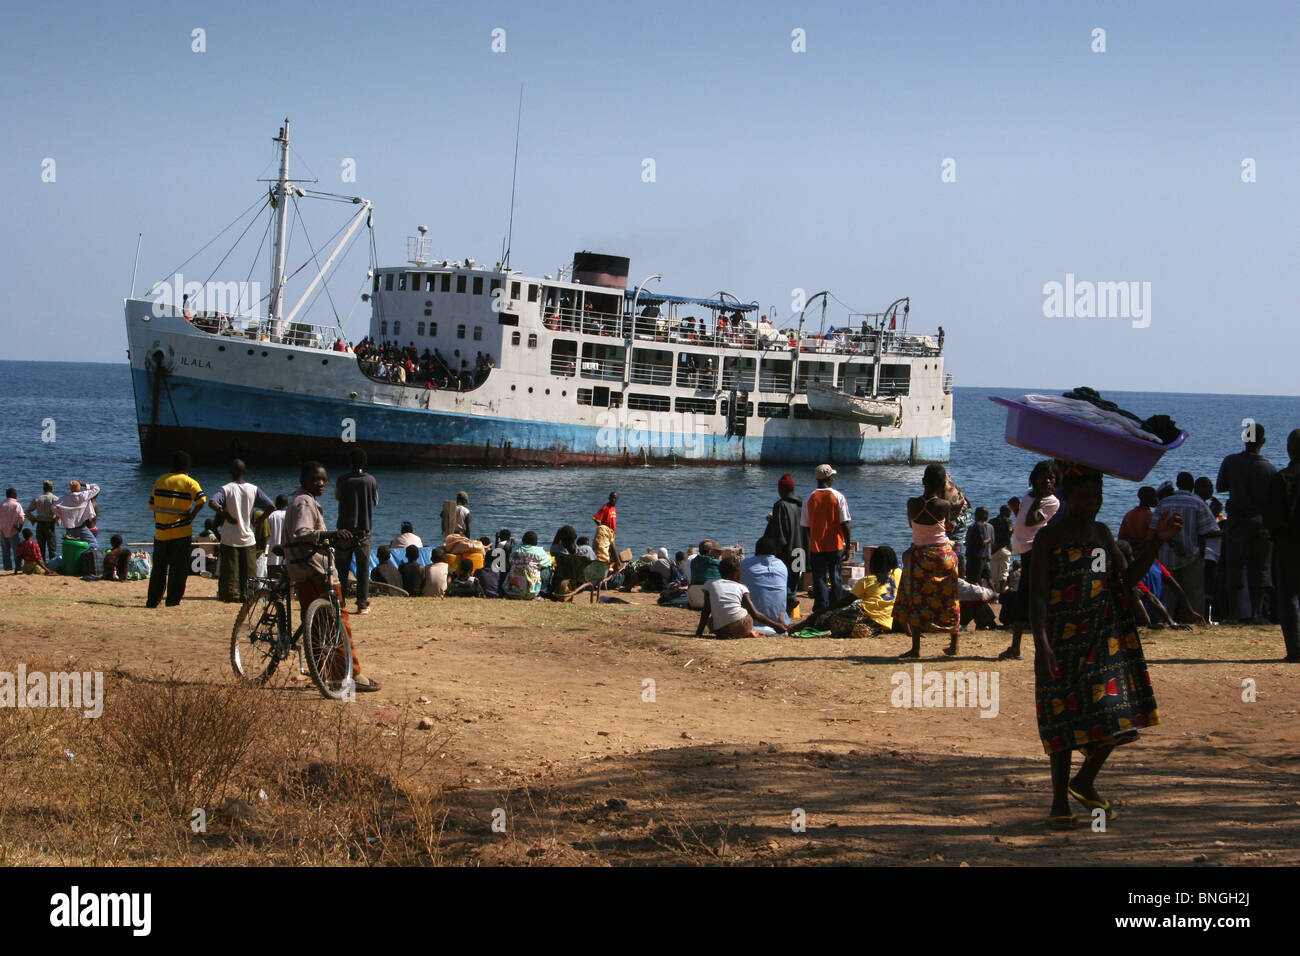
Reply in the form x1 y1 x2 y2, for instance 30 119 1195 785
231 586 287 681
302 597 353 700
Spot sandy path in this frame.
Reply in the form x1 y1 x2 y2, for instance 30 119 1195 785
1 572 1296 864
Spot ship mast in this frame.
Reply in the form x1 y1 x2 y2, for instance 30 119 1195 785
268 118 291 339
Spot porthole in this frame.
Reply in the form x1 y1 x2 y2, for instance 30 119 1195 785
287 354 294 361
562 390 566 396
511 384 516 391
322 359 329 366
247 348 254 355
261 351 268 357
528 387 534 393
218 345 225 352
545 388 550 395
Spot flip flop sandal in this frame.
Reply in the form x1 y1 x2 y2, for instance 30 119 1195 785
1068 786 1118 820
996 649 1021 661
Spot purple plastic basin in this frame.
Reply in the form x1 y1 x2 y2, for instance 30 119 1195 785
989 396 1187 482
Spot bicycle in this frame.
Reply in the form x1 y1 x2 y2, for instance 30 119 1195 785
230 541 354 700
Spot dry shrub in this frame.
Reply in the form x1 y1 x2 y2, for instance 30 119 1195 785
0 662 456 865
99 675 280 814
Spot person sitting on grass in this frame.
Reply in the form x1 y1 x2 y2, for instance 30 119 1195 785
372 546 402 589
423 546 450 597
447 558 484 597
400 544 424 596
575 536 596 561
102 534 131 581
688 539 722 610
16 528 48 575
795 544 900 637
695 555 787 640
505 531 554 599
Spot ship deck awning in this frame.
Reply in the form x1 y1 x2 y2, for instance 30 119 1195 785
623 290 758 312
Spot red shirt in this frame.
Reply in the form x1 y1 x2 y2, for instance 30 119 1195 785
593 504 617 534
1118 505 1153 543
17 539 41 563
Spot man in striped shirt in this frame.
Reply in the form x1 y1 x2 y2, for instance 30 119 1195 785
146 451 207 608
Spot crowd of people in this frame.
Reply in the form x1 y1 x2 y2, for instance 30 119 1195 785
8 420 1300 826
352 337 494 390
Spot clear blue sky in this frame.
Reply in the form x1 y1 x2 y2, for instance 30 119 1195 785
2 0 1296 394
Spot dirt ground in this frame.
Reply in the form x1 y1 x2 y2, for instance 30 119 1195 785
1 571 1296 865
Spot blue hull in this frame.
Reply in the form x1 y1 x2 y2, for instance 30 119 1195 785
131 369 950 466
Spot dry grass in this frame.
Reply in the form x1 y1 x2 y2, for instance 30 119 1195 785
0 663 458 866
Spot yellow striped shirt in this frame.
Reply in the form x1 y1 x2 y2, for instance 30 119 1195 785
149 472 206 541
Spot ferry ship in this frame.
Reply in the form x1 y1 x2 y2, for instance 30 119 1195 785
124 120 953 467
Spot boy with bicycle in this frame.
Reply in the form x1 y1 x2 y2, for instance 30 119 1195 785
285 461 381 693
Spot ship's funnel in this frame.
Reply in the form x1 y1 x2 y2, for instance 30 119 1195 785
573 251 630 290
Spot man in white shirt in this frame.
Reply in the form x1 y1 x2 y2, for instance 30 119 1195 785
265 495 289 571
452 491 472 537
55 480 101 547
209 459 275 602
390 521 423 550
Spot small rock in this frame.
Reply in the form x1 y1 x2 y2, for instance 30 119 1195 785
681 732 694 740
525 846 547 857
606 798 628 811
1193 854 1208 863
417 696 431 703
417 717 436 730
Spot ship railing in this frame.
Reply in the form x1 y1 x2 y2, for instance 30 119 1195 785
187 312 345 350
541 303 944 359
628 362 673 387
720 370 756 390
549 356 578 377
675 368 718 391
758 372 793 392
578 358 624 382
877 375 911 396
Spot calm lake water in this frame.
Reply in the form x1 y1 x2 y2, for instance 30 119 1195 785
3 360 1296 556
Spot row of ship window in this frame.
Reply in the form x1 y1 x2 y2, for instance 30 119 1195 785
571 388 821 419
378 321 540 351
379 320 484 341
375 271 539 302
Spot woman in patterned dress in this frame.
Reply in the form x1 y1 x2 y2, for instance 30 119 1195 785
897 464 963 658
1030 465 1182 828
